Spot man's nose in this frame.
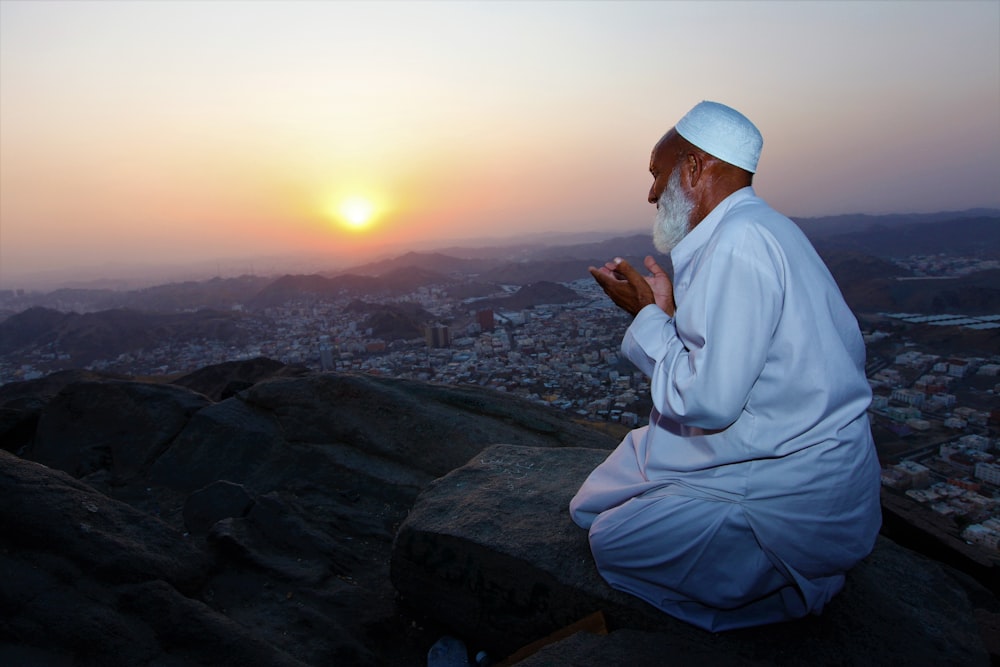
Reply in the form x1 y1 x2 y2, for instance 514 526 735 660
648 185 658 205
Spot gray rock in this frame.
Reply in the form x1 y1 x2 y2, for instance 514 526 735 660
0 449 207 590
0 449 391 666
206 491 357 583
170 356 308 402
391 444 990 666
183 480 254 534
27 379 210 480
0 370 145 456
148 396 285 491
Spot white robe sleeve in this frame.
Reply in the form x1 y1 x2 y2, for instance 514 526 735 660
623 241 783 430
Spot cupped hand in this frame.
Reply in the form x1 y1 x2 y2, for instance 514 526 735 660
589 258 655 317
642 255 675 316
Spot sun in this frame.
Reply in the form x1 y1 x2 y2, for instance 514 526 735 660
321 188 392 234
330 195 379 231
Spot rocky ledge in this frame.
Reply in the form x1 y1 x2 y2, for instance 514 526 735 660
394 444 993 665
0 361 996 665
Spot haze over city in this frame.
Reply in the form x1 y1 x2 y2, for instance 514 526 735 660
1 0 998 289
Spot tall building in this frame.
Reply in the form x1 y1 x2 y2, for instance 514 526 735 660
477 309 495 333
319 335 334 371
425 324 450 349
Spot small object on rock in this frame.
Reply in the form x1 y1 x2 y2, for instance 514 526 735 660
427 635 469 667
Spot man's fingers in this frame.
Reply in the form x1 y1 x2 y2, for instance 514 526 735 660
644 255 666 276
614 260 649 291
589 266 616 288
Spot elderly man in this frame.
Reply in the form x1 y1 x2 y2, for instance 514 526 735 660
570 101 881 631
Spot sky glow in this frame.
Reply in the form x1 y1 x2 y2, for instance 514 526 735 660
1 0 998 288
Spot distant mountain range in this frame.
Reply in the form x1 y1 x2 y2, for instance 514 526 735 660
1 211 997 322
0 307 247 366
793 208 1000 240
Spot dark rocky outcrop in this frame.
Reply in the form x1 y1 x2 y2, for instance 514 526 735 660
0 360 996 665
30 380 210 480
0 369 130 455
392 444 990 665
182 480 254 534
0 452 285 667
170 356 308 401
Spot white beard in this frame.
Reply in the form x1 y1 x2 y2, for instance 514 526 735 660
652 169 694 254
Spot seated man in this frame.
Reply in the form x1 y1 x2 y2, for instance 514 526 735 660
570 101 881 632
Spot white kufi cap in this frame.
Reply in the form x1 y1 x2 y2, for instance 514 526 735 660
675 101 763 173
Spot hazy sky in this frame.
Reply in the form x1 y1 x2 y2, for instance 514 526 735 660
2 0 999 288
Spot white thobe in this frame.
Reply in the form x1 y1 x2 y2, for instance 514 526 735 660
570 187 881 631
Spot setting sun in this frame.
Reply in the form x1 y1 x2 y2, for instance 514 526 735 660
334 196 376 231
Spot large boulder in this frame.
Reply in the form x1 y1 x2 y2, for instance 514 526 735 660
391 444 991 665
26 380 210 480
0 369 130 455
147 396 286 491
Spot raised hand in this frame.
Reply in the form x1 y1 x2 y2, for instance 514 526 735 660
589 258 655 317
642 255 675 316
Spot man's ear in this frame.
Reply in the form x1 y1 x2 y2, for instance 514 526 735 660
685 151 706 188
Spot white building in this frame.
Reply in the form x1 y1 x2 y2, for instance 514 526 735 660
960 434 992 451
946 359 970 377
891 388 925 407
961 524 1000 551
975 462 1000 486
870 395 889 410
894 461 931 489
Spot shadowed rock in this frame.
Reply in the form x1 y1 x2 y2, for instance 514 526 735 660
27 380 210 480
0 369 129 455
183 480 254 534
0 452 309 667
0 450 207 590
148 396 286 491
392 444 991 665
170 356 309 401
1 364 995 665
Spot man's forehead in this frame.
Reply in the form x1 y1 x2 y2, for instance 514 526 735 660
650 129 679 167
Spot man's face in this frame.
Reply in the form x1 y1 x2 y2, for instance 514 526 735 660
647 130 682 205
648 130 694 254
652 167 694 254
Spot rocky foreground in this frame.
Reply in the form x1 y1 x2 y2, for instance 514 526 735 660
0 359 996 665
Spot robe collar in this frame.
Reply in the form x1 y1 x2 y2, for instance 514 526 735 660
670 186 756 279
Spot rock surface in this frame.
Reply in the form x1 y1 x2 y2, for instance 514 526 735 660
0 360 996 665
0 363 618 665
393 444 991 666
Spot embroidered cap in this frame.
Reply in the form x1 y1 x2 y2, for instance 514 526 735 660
675 101 763 173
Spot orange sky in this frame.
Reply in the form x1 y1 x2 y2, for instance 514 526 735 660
2 1 999 289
